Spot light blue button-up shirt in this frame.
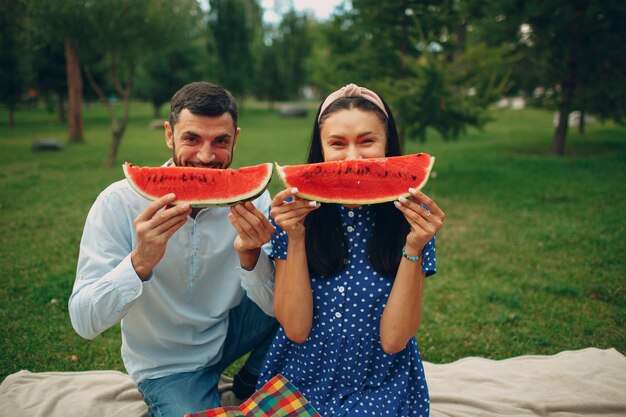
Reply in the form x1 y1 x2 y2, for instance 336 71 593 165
69 175 275 383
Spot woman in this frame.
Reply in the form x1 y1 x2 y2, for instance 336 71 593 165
259 84 445 416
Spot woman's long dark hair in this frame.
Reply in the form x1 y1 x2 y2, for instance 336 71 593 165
304 95 410 278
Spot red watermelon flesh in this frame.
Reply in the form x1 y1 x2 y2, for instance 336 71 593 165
123 162 273 207
276 153 435 204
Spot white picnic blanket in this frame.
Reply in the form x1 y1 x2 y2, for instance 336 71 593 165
426 347 626 417
0 347 624 417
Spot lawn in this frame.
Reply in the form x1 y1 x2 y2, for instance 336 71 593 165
0 102 624 381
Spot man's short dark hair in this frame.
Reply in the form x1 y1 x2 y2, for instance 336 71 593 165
169 82 238 130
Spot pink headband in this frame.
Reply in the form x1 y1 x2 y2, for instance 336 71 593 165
318 83 388 122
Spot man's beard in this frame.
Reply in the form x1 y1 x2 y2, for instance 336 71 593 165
171 143 231 169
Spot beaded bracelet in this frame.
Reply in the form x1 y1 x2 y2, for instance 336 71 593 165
401 245 421 262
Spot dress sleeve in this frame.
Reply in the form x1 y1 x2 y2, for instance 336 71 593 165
269 216 289 260
421 235 437 277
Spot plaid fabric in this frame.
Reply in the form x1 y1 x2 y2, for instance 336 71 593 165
185 374 321 417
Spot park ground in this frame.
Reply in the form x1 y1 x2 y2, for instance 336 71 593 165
0 102 624 379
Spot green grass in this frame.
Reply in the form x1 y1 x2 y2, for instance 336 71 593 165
0 102 624 380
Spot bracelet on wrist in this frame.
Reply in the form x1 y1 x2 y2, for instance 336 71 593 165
401 245 421 262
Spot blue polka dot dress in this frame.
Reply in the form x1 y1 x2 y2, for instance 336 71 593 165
258 205 437 416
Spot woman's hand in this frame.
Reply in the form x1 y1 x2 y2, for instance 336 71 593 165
394 188 445 255
270 188 320 240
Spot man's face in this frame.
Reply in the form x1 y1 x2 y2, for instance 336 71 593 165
165 108 240 168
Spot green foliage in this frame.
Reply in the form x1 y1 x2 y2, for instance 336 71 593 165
207 0 263 98
25 0 93 45
255 43 286 103
393 55 485 141
255 10 313 102
0 0 30 118
135 43 207 118
0 104 624 379
570 0 626 124
305 9 362 94
391 40 512 142
29 39 67 114
471 1 626 136
306 0 514 142
84 0 164 82
134 1 207 117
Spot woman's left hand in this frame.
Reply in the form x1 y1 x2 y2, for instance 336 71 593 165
394 188 445 254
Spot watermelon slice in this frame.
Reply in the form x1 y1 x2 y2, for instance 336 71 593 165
123 162 273 207
276 153 435 205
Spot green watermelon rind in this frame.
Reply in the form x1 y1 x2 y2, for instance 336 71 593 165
275 154 435 205
123 162 273 207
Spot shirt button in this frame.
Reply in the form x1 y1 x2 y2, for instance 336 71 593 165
348 211 354 218
338 286 345 293
343 258 349 265
347 226 354 232
335 312 342 318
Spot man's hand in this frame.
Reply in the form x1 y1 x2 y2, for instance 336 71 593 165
228 201 275 270
131 194 191 280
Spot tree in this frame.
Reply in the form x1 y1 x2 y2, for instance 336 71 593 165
136 44 207 119
524 2 612 155
276 10 313 99
31 36 68 122
82 0 197 167
570 1 625 134
254 9 312 103
316 0 510 142
207 0 263 99
0 0 29 128
255 42 288 105
135 1 206 118
394 42 510 142
472 0 626 155
27 0 93 142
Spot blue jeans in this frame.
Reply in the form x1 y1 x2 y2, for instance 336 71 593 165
137 293 277 417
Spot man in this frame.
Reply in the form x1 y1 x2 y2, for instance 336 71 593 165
69 82 277 417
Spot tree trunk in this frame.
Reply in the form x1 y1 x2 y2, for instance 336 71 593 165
578 108 585 135
553 3 586 155
553 108 569 156
65 39 84 142
552 56 578 155
105 128 124 168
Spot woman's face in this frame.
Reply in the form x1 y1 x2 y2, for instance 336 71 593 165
319 108 387 162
